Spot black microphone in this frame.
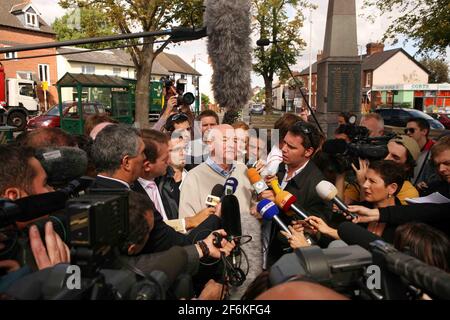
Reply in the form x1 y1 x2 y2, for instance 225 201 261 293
205 184 224 207
337 222 382 251
221 194 241 238
35 147 88 187
256 38 271 47
205 0 252 110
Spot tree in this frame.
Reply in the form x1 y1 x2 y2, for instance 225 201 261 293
201 93 210 108
363 0 450 56
52 7 123 49
253 87 265 103
252 0 313 114
59 0 204 128
420 58 450 83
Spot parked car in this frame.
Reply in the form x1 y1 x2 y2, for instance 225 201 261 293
27 101 108 130
374 108 445 130
249 103 264 115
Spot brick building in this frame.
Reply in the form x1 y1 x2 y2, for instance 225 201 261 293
0 0 58 110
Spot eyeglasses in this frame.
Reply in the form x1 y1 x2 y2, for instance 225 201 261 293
404 128 416 134
293 121 315 148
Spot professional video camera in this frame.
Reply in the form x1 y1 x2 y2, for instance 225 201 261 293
160 77 195 108
321 130 397 173
268 223 450 300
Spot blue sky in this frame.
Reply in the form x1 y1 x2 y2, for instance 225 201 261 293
33 0 449 101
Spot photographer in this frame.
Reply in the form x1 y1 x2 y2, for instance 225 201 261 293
0 146 70 292
345 135 420 204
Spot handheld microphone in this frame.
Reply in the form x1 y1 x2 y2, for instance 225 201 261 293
315 180 357 219
270 179 309 220
35 147 88 187
247 168 268 195
224 177 238 195
221 194 242 238
205 184 224 208
205 0 252 110
257 199 291 235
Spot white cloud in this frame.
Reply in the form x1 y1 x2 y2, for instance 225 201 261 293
33 0 66 24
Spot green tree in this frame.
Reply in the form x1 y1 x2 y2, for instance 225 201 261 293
201 93 210 108
59 0 204 128
363 0 450 56
252 0 313 114
420 58 450 83
253 87 265 103
52 7 123 49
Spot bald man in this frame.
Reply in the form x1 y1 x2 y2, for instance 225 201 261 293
179 125 262 299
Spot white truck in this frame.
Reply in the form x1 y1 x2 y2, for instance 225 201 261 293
0 64 40 130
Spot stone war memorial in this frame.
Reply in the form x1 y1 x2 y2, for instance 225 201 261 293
317 0 362 136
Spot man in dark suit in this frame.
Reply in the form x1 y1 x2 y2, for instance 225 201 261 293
89 124 223 255
260 121 333 266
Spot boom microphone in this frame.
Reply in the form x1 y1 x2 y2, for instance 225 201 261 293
205 0 252 110
247 168 268 195
35 147 88 187
316 181 357 219
257 199 291 235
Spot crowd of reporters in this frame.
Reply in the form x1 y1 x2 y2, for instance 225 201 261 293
0 101 449 300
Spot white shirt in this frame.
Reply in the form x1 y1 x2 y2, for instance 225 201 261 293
280 160 309 190
97 175 130 189
261 145 283 177
138 177 168 221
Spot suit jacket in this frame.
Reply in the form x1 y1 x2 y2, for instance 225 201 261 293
132 179 222 253
266 161 333 266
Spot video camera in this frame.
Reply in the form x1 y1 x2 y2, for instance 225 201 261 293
160 77 195 108
321 130 397 173
269 223 450 300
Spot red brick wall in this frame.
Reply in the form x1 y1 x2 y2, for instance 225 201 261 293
0 26 58 110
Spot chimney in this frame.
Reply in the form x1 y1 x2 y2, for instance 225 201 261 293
366 43 385 56
317 50 323 62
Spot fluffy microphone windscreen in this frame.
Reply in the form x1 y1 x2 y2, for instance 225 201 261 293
204 0 252 110
35 147 88 186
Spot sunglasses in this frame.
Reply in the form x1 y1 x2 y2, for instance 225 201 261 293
404 128 416 134
294 121 315 148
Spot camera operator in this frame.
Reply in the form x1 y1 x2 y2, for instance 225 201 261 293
360 113 384 138
0 146 70 292
345 135 420 204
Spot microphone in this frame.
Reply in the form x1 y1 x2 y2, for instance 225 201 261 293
205 184 224 207
247 168 268 195
205 0 252 110
257 199 291 235
221 194 242 238
256 38 271 47
270 179 309 220
337 222 382 251
315 180 357 219
35 147 88 187
224 177 238 195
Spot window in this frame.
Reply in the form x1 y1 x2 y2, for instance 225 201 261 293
19 83 35 97
5 52 17 60
26 13 38 27
17 71 32 80
365 72 372 87
81 65 95 74
38 64 50 82
113 68 121 76
83 104 96 114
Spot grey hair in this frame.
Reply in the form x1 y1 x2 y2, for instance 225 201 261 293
91 124 140 174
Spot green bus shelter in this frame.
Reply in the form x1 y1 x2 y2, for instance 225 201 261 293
57 73 133 135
